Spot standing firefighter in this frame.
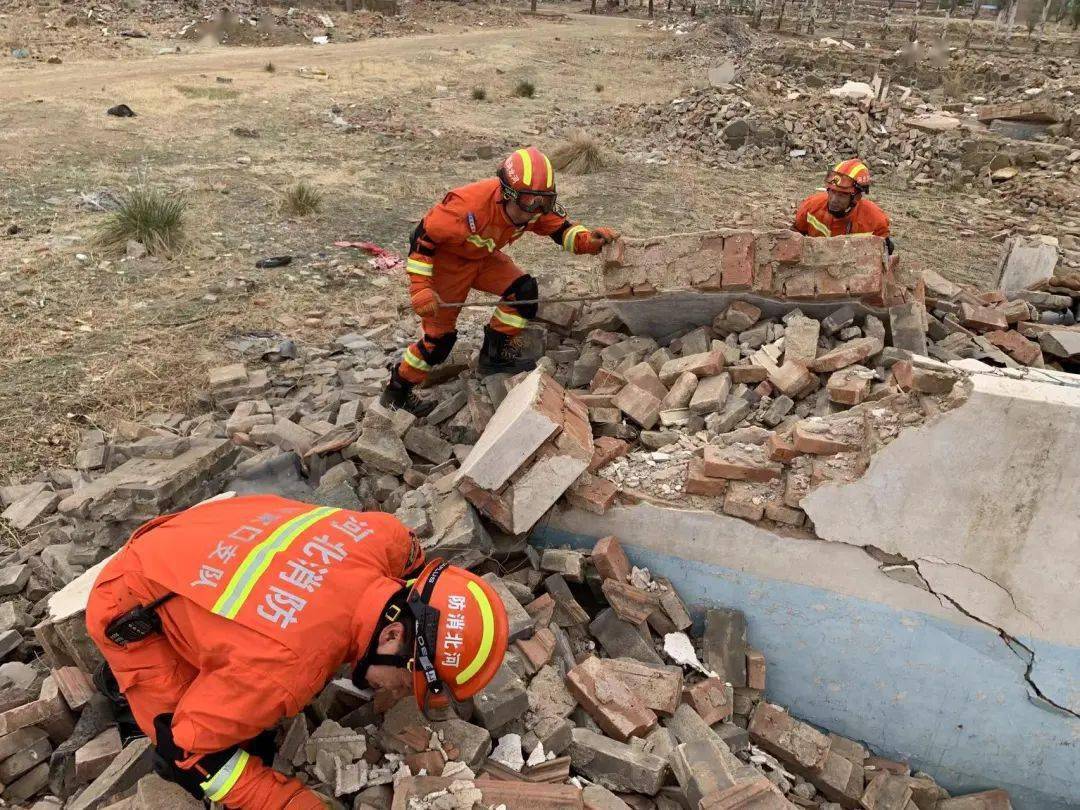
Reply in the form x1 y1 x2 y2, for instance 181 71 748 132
86 494 508 810
381 146 620 415
794 158 893 252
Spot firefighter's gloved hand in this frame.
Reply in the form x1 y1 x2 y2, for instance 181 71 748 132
581 226 621 255
410 287 440 318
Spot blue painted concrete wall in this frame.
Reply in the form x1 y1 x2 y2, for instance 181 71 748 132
534 526 1080 810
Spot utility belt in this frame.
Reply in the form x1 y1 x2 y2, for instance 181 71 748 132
105 593 176 647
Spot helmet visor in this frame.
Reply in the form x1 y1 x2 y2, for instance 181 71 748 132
515 190 557 214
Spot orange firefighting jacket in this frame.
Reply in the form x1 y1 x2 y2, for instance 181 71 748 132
404 178 593 285
89 495 422 808
794 191 891 239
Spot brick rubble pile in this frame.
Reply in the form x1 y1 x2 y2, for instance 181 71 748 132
1 229 1074 808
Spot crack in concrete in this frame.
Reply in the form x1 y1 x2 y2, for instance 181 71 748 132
914 555 1037 624
903 556 1080 720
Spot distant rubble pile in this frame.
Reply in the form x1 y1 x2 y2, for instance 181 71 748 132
1 229 1076 807
623 33 1079 207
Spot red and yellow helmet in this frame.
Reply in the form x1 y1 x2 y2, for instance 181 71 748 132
406 559 508 711
498 147 558 214
826 158 871 196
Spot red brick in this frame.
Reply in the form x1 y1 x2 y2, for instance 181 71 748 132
749 702 830 773
703 445 782 482
566 472 618 515
404 750 447 777
520 596 555 633
959 303 1008 333
700 777 792 809
601 658 684 715
591 535 631 583
659 351 726 385
612 384 662 430
999 299 1030 325
590 368 626 395
761 359 816 397
685 458 728 496
575 393 615 409
938 789 1014 810
770 231 803 264
746 649 766 690
891 361 959 395
764 501 804 526
685 678 733 725
985 330 1043 366
722 481 767 521
728 365 769 384
565 656 658 742
602 579 658 625
722 233 755 290
514 627 556 674
53 666 95 711
624 362 669 401
977 290 1007 305
826 369 871 405
793 421 863 455
766 433 801 463
588 329 625 347
753 380 774 399
809 337 883 373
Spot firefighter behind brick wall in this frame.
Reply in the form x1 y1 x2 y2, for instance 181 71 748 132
793 158 895 256
380 146 621 416
85 494 509 810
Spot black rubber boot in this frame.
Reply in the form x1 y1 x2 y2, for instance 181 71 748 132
379 367 435 417
477 326 537 376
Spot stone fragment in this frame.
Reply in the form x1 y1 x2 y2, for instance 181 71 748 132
0 731 51 782
0 564 30 596
481 574 535 642
1038 329 1080 360
472 664 529 732
810 750 864 806
132 773 203 809
566 656 658 741
582 783 633 810
984 330 1043 366
3 762 50 804
784 315 820 365
891 361 959 395
565 473 618 515
888 303 928 355
703 608 747 686
544 574 589 627
746 649 766 690
352 414 411 475
589 436 630 473
403 426 453 464
540 548 586 583
2 489 59 531
569 728 667 795
748 703 830 773
821 306 855 336
67 737 153 810
53 666 95 711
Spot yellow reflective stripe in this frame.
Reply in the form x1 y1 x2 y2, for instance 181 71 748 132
805 214 831 237
406 258 433 277
846 162 868 180
516 148 533 186
562 224 588 252
493 308 527 329
211 507 339 619
403 347 431 372
466 234 496 252
541 153 554 189
456 581 495 685
201 749 250 802
850 232 872 237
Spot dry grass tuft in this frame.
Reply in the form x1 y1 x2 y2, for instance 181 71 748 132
96 187 186 255
471 86 487 100
513 80 536 98
550 131 610 175
282 182 322 217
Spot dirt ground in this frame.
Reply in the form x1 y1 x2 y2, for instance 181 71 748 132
0 0 1075 482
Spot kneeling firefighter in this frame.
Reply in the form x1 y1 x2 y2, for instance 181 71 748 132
86 494 509 809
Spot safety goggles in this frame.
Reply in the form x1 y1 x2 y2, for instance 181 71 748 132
826 170 865 195
513 189 558 215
